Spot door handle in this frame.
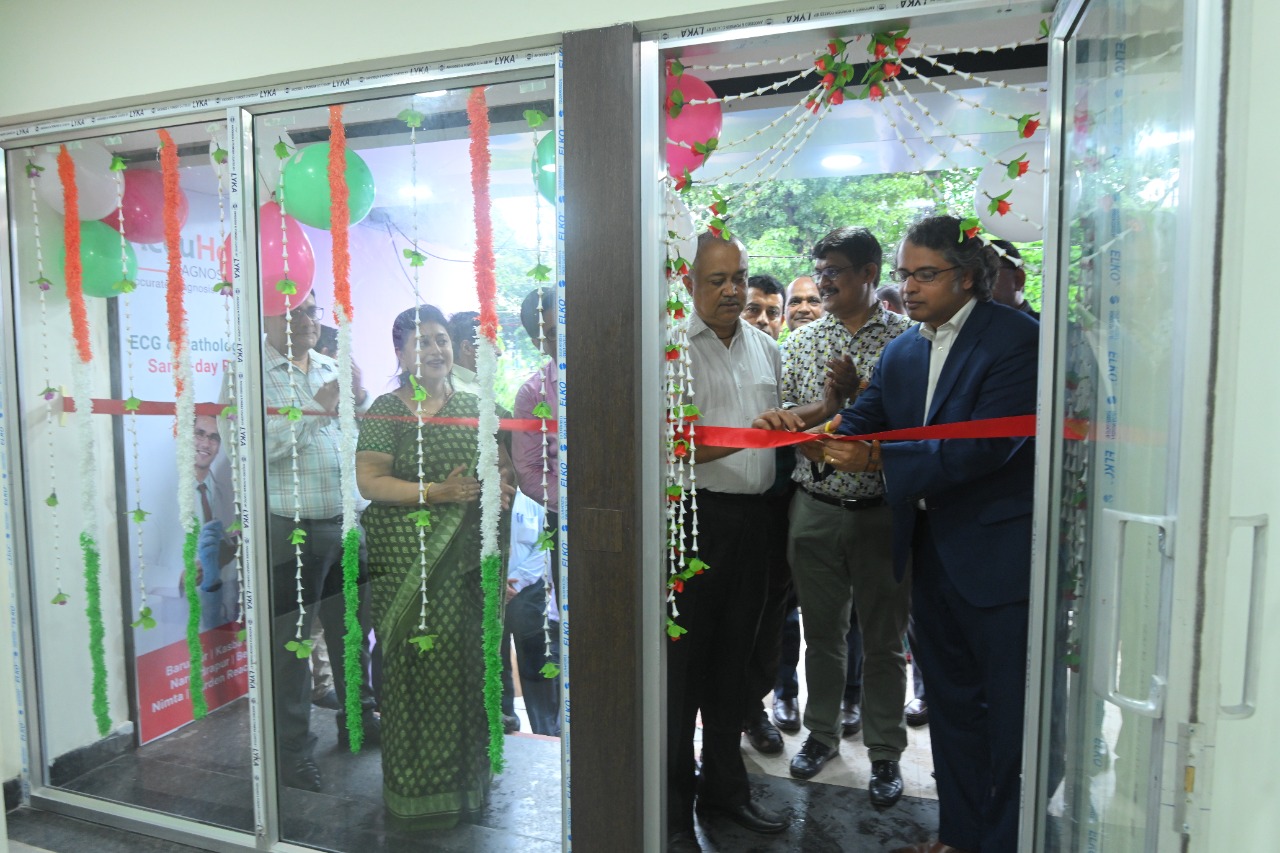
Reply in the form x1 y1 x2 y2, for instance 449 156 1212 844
1219 514 1268 720
1093 509 1173 718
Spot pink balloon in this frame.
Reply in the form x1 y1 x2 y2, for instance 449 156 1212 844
665 73 723 180
220 201 314 316
101 170 188 245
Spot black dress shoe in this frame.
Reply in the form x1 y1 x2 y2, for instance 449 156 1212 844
337 709 382 748
789 736 837 780
281 757 322 792
904 698 929 727
311 688 340 710
743 709 784 755
503 713 520 734
668 828 703 852
696 799 788 834
772 696 801 733
840 698 862 737
869 758 904 807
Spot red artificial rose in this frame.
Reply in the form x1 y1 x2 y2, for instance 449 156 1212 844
665 347 680 361
708 224 723 238
815 56 829 71
672 307 685 319
671 578 685 593
895 36 911 53
869 83 884 101
822 72 835 88
828 40 841 55
996 199 1012 216
883 62 901 79
964 226 980 239
830 88 845 105
677 262 690 276
1022 119 1041 138
806 98 821 114
1016 159 1030 177
874 42 888 59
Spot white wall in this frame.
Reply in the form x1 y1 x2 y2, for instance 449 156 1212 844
0 0 778 124
1205 0 1280 847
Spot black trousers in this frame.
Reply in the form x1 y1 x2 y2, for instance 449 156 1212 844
910 511 1027 852
667 491 771 832
268 515 373 761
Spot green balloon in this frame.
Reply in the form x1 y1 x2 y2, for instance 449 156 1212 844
279 143 376 230
52 220 138 299
531 131 557 206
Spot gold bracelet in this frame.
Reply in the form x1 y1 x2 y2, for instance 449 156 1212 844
422 482 433 503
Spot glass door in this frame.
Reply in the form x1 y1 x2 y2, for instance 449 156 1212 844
1032 0 1220 850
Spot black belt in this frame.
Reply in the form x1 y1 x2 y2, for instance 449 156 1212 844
803 490 885 511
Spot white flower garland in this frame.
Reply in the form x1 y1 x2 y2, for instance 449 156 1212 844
26 155 64 599
336 310 358 532
72 360 99 546
475 336 502 558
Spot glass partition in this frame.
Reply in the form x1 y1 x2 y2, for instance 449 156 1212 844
4 118 255 832
248 75 565 851
2 58 566 852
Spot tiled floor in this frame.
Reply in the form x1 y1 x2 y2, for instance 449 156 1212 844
7 650 938 852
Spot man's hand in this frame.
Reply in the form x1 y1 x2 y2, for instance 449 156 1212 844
818 438 880 473
825 354 862 399
752 407 806 432
313 379 340 414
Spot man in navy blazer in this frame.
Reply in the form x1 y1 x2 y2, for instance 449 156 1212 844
822 216 1038 853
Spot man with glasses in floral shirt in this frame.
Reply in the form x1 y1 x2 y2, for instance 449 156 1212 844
767 226 914 808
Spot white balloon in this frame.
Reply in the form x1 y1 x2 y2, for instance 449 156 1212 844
34 141 119 221
974 140 1047 243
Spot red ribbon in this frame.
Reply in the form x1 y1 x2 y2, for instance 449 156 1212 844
696 415 1039 448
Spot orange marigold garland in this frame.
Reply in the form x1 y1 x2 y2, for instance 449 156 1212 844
58 144 111 735
327 104 365 751
467 85 505 773
57 147 91 363
159 128 206 718
328 105 353 321
467 88 498 343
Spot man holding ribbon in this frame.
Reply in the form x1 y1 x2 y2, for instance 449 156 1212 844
770 226 915 807
816 216 1038 853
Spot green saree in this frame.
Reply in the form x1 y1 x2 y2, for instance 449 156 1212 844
359 391 490 826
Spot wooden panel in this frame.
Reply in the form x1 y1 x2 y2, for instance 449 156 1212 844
562 23 646 853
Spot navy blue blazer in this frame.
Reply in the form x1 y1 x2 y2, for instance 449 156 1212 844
835 300 1038 608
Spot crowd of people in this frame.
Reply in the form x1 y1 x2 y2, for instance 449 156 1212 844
668 215 1039 853
192 212 1039 846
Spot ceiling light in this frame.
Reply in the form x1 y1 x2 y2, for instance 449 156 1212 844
821 153 863 171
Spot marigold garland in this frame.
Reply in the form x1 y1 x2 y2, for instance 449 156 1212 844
56 147 91 363
159 130 188 400
160 127 204 712
328 105 353 320
467 88 498 343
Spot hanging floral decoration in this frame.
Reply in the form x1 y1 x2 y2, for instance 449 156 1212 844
25 154 67 605
524 108 559 679
158 129 207 719
468 84 506 773
109 158 156 631
327 103 366 753
57 145 111 735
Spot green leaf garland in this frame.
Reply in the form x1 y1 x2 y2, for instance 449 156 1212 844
183 520 207 719
481 552 505 773
341 527 365 753
81 533 111 735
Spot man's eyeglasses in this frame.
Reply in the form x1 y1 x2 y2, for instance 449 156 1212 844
286 305 325 323
814 265 853 282
886 265 961 283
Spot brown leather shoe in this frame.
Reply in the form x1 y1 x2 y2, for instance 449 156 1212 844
889 842 974 853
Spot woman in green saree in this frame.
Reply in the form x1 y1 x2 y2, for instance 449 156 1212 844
355 304 510 828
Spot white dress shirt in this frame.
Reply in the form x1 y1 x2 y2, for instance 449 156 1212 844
685 313 781 494
919 296 979 422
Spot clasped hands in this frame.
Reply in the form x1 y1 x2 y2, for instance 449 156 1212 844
425 464 516 509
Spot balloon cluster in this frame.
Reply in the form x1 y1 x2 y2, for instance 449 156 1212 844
37 135 377 315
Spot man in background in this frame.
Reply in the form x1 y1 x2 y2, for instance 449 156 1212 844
744 274 785 339
447 310 482 395
988 239 1039 320
784 275 823 331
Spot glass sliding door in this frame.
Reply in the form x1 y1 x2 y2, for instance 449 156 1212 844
1032 0 1221 849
